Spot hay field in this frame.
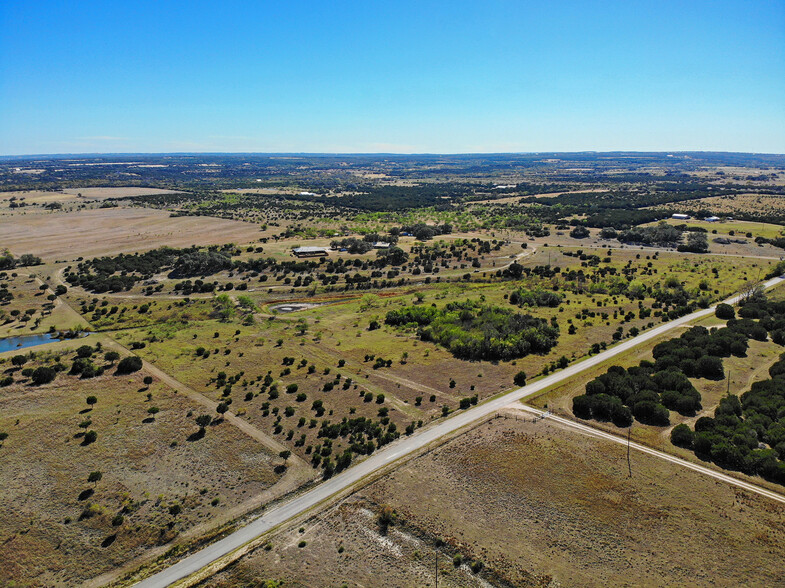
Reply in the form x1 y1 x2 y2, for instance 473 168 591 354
0 207 267 260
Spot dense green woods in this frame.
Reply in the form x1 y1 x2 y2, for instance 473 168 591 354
575 297 785 486
386 301 559 361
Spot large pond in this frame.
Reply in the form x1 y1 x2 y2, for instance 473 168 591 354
0 332 92 354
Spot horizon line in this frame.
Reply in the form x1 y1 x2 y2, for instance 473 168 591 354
2 149 785 159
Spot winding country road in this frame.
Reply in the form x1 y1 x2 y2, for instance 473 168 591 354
133 276 785 587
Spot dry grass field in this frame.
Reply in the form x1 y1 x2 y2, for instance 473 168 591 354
0 207 269 260
204 416 785 587
651 193 785 220
0 187 181 207
0 345 282 587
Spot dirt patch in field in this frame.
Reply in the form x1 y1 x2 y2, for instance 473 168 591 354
0 207 266 260
208 416 785 587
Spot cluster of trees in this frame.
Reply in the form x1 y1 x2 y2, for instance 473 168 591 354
293 184 470 212
672 350 785 484
498 262 558 280
330 233 398 253
0 251 42 270
676 231 709 253
386 300 559 361
574 323 754 428
755 235 785 251
651 323 749 377
574 364 698 427
509 287 563 308
396 222 452 241
65 245 239 292
4 345 140 388
617 222 683 246
517 183 759 228
733 298 785 344
170 250 233 277
569 225 590 239
172 279 218 294
66 247 184 292
375 246 408 266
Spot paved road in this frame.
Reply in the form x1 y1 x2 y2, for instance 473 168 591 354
134 276 785 588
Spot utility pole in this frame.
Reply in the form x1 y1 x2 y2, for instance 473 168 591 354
627 427 632 478
727 370 731 396
435 549 438 588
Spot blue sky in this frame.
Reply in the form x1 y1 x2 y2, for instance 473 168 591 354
1 0 783 155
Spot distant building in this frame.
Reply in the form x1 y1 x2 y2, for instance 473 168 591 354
705 216 720 222
373 242 391 249
292 246 329 257
672 213 690 220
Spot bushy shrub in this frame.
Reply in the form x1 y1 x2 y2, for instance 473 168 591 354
116 356 142 374
31 366 56 385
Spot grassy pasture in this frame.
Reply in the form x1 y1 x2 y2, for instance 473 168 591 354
84 251 755 471
0 272 83 338
666 193 785 218
0 348 280 586
647 217 785 240
68 246 777 472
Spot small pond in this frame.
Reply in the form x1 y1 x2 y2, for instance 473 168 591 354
0 332 92 354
